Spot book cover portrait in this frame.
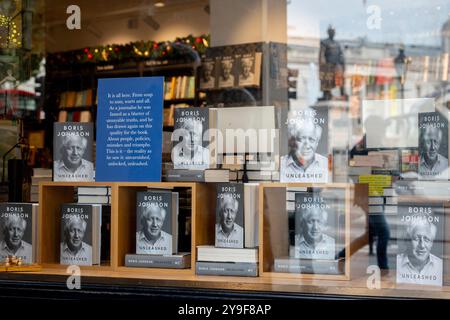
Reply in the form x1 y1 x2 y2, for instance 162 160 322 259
418 111 448 180
0 203 33 264
53 122 94 182
396 204 444 286
215 183 244 248
294 192 337 260
280 107 329 182
136 192 173 255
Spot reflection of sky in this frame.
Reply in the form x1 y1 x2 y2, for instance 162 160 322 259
288 0 450 47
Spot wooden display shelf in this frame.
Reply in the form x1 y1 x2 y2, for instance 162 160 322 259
6 180 450 299
38 181 115 268
258 183 368 281
38 181 215 275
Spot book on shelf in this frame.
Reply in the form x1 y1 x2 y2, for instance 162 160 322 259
218 55 236 88
274 257 344 275
164 76 196 100
172 107 210 170
165 168 230 182
293 191 339 260
77 186 111 196
229 170 278 182
53 122 95 182
196 261 258 277
215 183 244 248
199 58 217 90
125 252 191 269
236 52 262 88
77 194 111 204
418 111 448 180
394 180 450 198
60 203 102 266
396 202 444 286
280 106 329 183
349 154 383 167
358 174 392 197
196 245 258 263
0 203 39 264
135 190 177 255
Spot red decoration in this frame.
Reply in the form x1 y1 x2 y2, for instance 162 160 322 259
84 48 89 53
87 53 93 59
153 43 158 49
195 37 202 44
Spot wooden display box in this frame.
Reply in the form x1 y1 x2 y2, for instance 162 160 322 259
114 182 215 275
38 181 114 271
38 182 215 275
259 183 367 281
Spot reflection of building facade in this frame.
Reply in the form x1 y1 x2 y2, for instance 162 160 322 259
288 36 445 110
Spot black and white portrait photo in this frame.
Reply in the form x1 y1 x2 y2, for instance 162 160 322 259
237 53 261 87
294 193 336 260
218 56 235 88
199 59 216 89
60 209 93 266
215 184 244 248
172 108 209 170
418 111 448 180
0 205 33 264
280 107 329 182
53 123 94 182
136 192 173 255
396 205 444 286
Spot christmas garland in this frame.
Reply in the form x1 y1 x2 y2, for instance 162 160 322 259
47 34 209 66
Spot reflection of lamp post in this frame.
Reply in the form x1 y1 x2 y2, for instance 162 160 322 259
394 48 410 100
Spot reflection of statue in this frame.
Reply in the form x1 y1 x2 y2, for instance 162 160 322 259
319 25 345 100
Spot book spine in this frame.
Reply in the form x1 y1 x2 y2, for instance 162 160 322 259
125 254 190 269
196 262 258 277
274 259 340 274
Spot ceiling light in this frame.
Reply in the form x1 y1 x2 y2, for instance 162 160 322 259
154 2 165 7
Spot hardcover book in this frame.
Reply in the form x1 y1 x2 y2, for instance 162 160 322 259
196 261 258 277
125 253 191 269
0 203 38 264
53 122 94 182
60 203 101 266
396 203 444 286
215 183 245 248
218 56 236 88
172 107 209 170
418 111 448 180
236 52 262 87
293 191 338 260
199 58 217 90
280 107 329 183
136 191 175 255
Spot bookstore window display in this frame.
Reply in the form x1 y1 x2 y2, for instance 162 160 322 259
2 0 450 302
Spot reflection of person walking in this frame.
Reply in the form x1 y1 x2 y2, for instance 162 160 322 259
369 214 390 270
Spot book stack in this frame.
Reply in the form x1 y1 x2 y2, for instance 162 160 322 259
30 168 52 202
196 246 258 276
196 183 259 276
77 186 111 204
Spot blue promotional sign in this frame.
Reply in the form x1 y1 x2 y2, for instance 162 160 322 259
96 77 163 182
